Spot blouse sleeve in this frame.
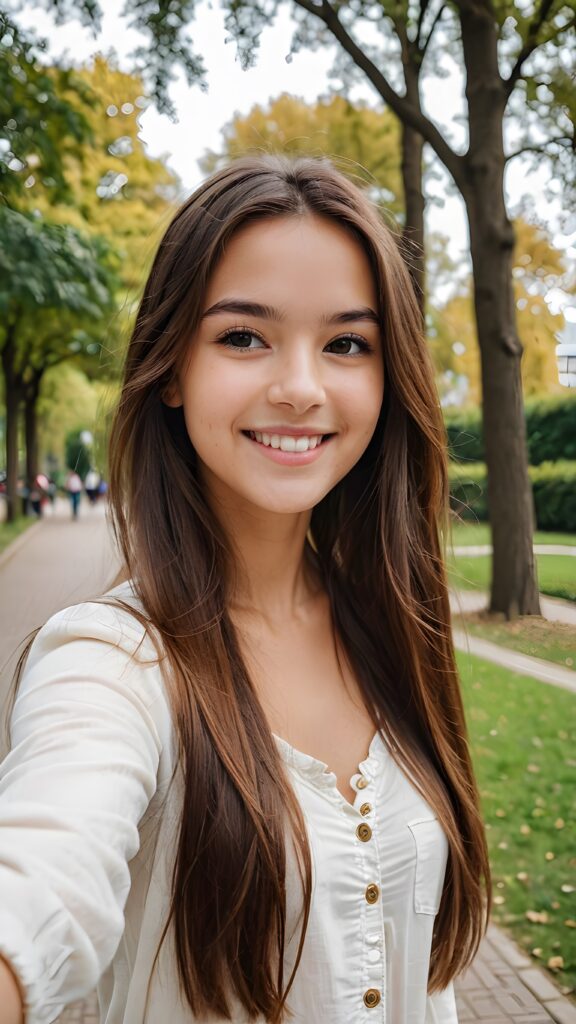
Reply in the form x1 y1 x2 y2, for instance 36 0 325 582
0 602 165 1024
426 982 459 1023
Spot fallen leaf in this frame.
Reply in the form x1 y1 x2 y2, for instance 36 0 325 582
517 872 529 882
548 956 564 971
526 910 549 924
561 884 575 894
545 852 555 861
520 825 532 835
495 808 506 818
564 920 576 929
527 764 541 773
555 818 565 829
532 947 543 958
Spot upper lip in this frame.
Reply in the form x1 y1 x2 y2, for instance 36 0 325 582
246 426 333 436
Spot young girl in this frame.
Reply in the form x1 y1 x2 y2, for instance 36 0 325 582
0 156 490 1024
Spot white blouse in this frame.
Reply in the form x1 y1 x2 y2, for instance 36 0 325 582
0 584 458 1024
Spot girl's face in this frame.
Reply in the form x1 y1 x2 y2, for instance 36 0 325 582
168 214 384 517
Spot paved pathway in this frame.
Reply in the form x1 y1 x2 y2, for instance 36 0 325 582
454 545 576 558
449 589 576 696
452 626 576 694
452 589 576 627
0 498 120 750
1 511 574 1024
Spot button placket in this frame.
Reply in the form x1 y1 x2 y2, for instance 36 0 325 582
354 790 385 1019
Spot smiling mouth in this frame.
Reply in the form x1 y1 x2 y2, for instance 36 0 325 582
243 430 332 453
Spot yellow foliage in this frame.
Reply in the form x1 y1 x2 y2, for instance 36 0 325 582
431 220 569 404
25 56 180 291
201 93 403 219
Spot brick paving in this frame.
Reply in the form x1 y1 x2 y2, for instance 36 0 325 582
1 504 575 1023
455 925 576 1023
55 924 576 1023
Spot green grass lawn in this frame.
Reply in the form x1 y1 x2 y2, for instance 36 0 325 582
459 653 576 994
449 521 576 549
449 552 576 603
0 516 36 557
456 614 575 669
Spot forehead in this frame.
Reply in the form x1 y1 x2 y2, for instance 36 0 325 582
203 214 377 315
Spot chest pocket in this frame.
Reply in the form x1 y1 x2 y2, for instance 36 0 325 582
407 817 448 915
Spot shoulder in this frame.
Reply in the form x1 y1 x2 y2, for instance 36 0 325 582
28 580 159 665
14 581 171 741
21 581 168 720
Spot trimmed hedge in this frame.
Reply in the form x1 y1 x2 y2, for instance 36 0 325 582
445 396 576 465
448 460 576 533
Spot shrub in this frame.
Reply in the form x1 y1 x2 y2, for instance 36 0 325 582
444 395 576 466
530 461 576 532
448 461 576 532
444 409 484 464
525 398 576 464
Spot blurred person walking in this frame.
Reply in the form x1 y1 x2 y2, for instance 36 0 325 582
65 470 83 520
85 469 101 506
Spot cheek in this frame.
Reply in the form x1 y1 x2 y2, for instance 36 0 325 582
179 356 231 445
342 372 384 439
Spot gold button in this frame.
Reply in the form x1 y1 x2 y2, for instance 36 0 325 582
364 988 381 1008
357 776 368 789
360 802 372 816
365 883 379 904
356 822 372 842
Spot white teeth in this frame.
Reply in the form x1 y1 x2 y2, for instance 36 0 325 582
248 432 324 452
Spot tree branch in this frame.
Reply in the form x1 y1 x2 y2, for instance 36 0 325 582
416 0 431 51
505 136 573 162
293 0 466 188
505 0 556 97
421 3 446 58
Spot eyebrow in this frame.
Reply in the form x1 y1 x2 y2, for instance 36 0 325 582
201 298 380 325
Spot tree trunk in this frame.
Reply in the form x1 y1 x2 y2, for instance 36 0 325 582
460 4 540 617
401 122 425 315
24 375 42 486
1 324 21 525
400 58 425 317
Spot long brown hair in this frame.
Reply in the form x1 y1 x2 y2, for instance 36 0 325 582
108 155 490 1021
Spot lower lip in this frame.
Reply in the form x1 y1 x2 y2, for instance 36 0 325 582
243 434 332 465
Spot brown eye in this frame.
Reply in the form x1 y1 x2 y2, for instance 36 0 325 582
218 330 266 350
325 335 370 356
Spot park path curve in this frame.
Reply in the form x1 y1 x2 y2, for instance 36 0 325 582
0 506 574 1024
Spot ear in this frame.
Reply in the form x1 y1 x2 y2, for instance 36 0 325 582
162 380 183 408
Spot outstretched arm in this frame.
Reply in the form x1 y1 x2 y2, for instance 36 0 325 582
0 956 24 1024
0 600 165 1023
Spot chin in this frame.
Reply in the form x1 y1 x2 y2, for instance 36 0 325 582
247 487 330 516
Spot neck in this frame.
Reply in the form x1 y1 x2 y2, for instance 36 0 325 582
211 498 320 622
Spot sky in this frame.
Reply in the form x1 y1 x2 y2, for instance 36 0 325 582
15 0 575 316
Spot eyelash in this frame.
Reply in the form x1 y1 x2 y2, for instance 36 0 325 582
216 327 374 356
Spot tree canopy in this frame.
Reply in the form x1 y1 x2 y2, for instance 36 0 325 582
431 219 570 404
200 92 403 219
0 11 93 206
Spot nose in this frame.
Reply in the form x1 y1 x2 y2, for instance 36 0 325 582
267 341 327 413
